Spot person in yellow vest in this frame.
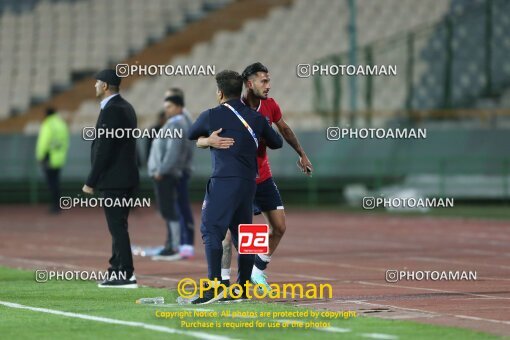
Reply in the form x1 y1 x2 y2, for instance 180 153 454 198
35 107 70 213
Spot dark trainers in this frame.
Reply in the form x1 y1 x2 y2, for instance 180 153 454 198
98 274 138 288
218 296 249 303
158 247 177 256
218 284 252 303
151 247 182 261
203 279 230 289
191 283 226 305
218 290 250 303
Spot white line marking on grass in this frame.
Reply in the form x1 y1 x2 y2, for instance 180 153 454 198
0 301 233 340
360 333 399 339
315 326 352 333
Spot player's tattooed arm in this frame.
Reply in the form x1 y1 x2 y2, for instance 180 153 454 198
221 237 232 269
275 118 314 175
196 128 234 149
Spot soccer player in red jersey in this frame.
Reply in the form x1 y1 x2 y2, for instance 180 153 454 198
197 63 313 291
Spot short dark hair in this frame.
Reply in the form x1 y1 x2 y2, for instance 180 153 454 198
215 70 243 98
168 87 184 99
241 62 269 81
108 84 119 93
164 95 184 107
45 107 56 117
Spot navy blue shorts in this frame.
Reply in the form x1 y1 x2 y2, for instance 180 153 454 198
253 177 284 215
201 177 257 248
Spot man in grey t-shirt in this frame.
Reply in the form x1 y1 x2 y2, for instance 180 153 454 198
164 88 195 259
148 95 194 259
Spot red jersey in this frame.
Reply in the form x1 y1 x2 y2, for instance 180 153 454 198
241 97 282 184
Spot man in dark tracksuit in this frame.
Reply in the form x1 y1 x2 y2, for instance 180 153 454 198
188 70 283 304
82 69 139 288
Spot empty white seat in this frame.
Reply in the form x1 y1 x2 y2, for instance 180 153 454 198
1 0 208 117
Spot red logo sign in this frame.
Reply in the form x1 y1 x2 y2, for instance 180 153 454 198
238 224 269 254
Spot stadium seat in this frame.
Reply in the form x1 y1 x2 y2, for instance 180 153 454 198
0 0 229 119
69 0 450 129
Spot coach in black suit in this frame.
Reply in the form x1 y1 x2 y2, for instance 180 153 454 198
83 69 139 288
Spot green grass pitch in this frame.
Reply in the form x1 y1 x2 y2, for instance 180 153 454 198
0 266 500 339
